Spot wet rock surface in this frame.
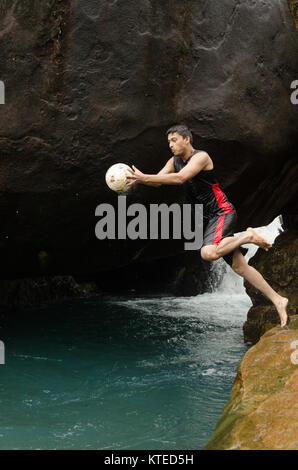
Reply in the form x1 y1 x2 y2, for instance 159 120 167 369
205 315 298 450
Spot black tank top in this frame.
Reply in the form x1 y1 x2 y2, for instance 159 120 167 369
173 149 235 219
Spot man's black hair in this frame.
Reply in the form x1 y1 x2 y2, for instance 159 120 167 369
166 124 193 144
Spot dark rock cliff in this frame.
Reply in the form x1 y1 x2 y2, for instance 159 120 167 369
0 0 297 284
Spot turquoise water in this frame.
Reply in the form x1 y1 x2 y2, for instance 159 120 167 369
0 218 282 450
0 282 251 450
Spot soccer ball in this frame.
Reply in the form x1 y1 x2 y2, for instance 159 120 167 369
105 163 132 193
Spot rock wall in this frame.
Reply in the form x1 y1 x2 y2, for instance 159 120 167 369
0 275 101 314
0 0 297 279
0 249 220 314
205 315 298 450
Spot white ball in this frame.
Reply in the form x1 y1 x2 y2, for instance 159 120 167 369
105 163 132 193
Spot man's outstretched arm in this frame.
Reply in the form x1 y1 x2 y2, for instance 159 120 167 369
126 152 209 186
126 157 174 187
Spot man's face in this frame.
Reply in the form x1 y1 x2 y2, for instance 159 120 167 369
167 132 189 156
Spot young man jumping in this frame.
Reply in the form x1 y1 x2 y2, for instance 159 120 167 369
126 124 288 327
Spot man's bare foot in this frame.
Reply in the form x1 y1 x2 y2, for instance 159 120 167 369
246 227 272 251
274 297 288 328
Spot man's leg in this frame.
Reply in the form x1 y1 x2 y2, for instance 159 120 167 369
231 248 288 327
201 227 272 261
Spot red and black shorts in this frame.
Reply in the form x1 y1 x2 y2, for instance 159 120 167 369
202 210 248 266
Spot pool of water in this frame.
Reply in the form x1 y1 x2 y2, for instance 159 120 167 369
0 287 251 450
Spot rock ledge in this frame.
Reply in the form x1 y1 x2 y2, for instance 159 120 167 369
205 315 298 450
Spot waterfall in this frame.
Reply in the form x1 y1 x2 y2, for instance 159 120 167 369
211 216 283 295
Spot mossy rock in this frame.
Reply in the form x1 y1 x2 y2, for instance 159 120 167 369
205 316 298 450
